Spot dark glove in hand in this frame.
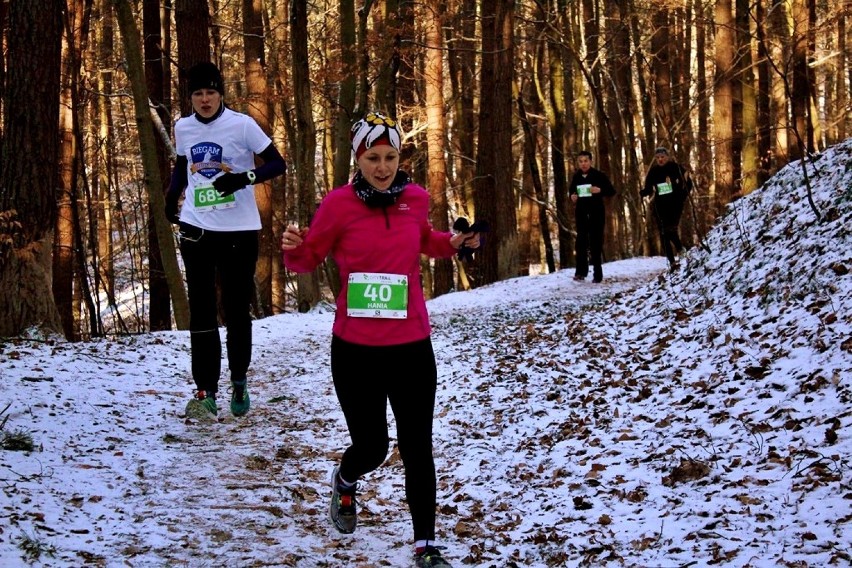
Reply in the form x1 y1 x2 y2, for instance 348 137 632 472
213 172 251 197
640 188 652 198
165 200 180 224
453 218 490 261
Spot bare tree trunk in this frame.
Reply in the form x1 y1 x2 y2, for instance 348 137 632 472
518 87 554 274
175 0 212 116
0 0 64 338
630 0 654 161
474 0 517 284
291 0 321 312
144 0 172 330
54 1 86 341
243 0 276 318
835 3 847 141
446 0 477 220
714 0 735 209
651 7 674 144
95 0 116 311
767 0 789 168
333 0 357 189
542 0 570 271
356 0 375 113
608 0 642 257
737 0 758 196
791 0 813 158
425 0 453 296
755 0 772 186
111 0 189 329
601 0 625 261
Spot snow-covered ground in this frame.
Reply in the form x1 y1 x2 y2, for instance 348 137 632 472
1 138 850 567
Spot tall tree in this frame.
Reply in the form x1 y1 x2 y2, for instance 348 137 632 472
737 0 758 196
94 0 117 318
111 0 189 329
790 0 814 158
175 0 212 115
333 0 358 188
144 0 172 330
767 0 790 168
543 0 571 270
651 6 674 144
607 0 642 256
290 0 321 312
474 0 517 283
243 0 277 317
0 0 64 337
445 0 477 220
55 0 93 340
755 0 772 186
834 2 847 142
425 0 453 296
713 0 735 209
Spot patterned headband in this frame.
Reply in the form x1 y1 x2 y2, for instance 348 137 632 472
351 112 401 159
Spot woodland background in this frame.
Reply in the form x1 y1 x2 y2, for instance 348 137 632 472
0 0 849 341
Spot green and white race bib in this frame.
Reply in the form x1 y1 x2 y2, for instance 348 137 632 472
193 182 236 212
576 184 592 198
656 182 673 196
347 272 408 319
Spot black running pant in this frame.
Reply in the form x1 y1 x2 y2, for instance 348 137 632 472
331 335 438 542
574 205 605 279
179 223 258 395
653 199 684 264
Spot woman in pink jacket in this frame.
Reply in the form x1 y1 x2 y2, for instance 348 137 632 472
280 112 479 568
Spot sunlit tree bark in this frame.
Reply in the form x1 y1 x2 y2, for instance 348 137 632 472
424 0 453 296
737 0 758 196
242 0 277 317
714 0 735 209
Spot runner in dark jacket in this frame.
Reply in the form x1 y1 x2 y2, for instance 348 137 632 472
641 147 692 268
568 151 616 283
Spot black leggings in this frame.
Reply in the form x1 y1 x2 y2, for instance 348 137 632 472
653 200 684 264
574 206 605 278
179 223 258 394
331 335 437 542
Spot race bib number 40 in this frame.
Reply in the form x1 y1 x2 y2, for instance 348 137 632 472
193 182 236 212
576 184 592 198
347 272 408 319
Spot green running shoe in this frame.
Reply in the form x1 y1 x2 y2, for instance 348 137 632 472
230 380 250 417
185 391 218 420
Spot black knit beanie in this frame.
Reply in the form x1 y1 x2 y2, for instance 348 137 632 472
187 62 224 96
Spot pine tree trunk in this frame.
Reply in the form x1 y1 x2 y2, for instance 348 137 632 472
0 0 64 338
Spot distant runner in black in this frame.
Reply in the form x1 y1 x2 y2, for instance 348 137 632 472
641 147 692 269
568 150 616 283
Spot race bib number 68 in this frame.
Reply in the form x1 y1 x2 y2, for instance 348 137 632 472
193 182 236 212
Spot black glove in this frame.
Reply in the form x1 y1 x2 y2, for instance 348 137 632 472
453 218 490 261
165 198 180 224
213 172 251 197
640 188 652 198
